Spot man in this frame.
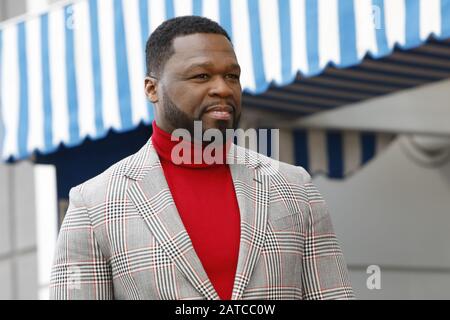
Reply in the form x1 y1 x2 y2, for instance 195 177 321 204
50 16 354 300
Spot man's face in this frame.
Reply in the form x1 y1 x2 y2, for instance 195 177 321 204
147 33 242 138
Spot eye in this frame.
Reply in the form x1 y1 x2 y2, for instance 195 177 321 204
192 74 210 80
225 74 240 81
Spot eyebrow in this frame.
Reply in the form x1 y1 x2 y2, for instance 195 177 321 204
183 62 241 74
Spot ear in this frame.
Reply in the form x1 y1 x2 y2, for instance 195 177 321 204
144 76 159 103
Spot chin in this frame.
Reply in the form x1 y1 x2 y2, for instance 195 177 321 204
202 119 231 130
215 122 234 133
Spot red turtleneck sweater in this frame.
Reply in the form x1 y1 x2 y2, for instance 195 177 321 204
151 121 241 300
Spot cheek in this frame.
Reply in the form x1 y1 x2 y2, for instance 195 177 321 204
233 88 242 109
167 86 205 112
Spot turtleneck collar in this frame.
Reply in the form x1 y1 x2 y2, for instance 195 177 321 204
151 121 232 168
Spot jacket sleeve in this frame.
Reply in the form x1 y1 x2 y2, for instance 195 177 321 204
300 177 355 300
50 186 114 300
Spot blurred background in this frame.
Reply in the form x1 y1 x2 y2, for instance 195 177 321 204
1 0 450 300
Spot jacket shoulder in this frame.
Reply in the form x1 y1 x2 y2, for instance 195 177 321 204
69 153 134 208
243 146 312 186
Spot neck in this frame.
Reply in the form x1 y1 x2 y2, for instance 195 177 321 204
151 121 231 168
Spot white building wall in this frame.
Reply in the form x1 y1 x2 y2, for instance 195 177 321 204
0 161 38 299
292 81 450 299
316 136 450 299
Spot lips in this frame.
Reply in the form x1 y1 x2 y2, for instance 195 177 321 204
203 105 234 121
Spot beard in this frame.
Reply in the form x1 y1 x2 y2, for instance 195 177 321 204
161 87 241 142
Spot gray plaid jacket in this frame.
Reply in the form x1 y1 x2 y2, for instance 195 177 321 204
50 139 354 300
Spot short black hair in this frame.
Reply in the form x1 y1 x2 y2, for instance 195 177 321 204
145 15 232 77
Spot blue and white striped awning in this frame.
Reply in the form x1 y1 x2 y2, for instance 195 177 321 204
291 129 394 178
1 0 450 161
253 127 394 179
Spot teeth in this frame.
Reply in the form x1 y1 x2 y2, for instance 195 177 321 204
207 111 231 119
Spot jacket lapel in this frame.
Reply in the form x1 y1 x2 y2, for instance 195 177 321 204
125 140 219 300
228 145 271 300
124 141 270 300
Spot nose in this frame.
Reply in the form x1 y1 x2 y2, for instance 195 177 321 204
208 76 234 98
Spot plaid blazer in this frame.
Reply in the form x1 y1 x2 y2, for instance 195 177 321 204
50 139 354 300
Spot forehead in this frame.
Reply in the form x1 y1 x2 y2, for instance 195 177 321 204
165 33 238 71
